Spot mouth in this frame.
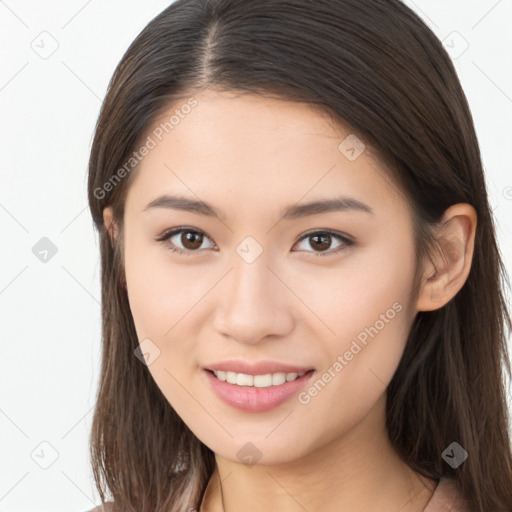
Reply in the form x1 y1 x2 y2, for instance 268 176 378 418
203 368 316 412
206 368 315 388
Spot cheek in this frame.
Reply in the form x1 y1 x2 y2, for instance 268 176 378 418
303 238 416 393
296 291 412 446
125 254 171 339
302 233 415 340
123 233 204 339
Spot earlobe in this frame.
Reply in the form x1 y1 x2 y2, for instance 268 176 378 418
416 204 477 312
102 206 118 245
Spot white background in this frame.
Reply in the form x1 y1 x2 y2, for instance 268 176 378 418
1 1 511 510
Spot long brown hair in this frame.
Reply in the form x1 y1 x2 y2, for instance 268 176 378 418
87 1 512 510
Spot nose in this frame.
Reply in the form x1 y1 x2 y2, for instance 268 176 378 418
212 249 295 345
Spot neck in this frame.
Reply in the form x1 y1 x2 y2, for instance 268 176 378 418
199 394 437 512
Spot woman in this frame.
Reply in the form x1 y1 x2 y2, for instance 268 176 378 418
86 1 512 510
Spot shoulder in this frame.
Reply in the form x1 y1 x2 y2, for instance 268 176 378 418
423 478 473 512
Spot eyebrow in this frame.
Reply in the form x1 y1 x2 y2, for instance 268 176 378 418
143 194 374 219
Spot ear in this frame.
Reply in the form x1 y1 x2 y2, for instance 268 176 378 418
416 203 477 312
102 206 118 245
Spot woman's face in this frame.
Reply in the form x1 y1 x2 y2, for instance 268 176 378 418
108 89 421 464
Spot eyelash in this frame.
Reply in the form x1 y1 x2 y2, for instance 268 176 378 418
155 227 355 258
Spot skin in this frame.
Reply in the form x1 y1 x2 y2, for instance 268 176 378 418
103 89 477 512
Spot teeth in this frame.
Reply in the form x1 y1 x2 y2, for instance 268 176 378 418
212 370 307 387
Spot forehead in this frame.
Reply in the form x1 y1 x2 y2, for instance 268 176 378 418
124 89 408 221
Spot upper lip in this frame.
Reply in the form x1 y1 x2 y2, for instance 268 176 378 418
204 360 314 375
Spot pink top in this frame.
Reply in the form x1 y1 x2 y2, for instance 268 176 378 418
423 478 472 512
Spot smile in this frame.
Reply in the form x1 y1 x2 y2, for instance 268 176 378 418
204 369 316 412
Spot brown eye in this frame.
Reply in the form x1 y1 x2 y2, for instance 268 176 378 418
293 230 354 257
156 228 216 256
180 230 204 250
309 233 332 251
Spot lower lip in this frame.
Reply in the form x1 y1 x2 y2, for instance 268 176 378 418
203 369 315 412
